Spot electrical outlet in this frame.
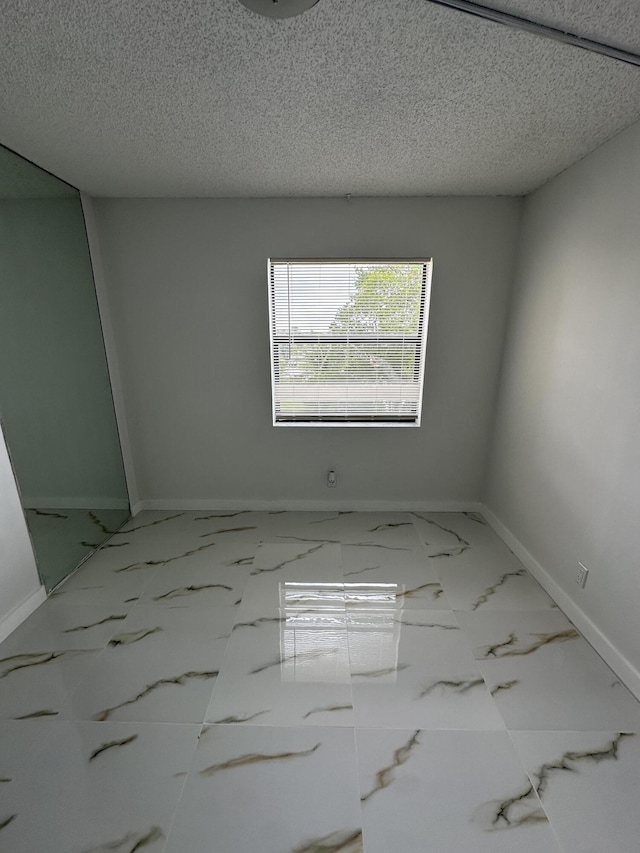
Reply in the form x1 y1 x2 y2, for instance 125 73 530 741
327 469 337 488
576 562 589 588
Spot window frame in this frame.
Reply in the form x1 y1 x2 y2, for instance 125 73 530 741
268 258 433 428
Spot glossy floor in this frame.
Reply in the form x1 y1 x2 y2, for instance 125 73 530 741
1 511 639 852
24 507 130 591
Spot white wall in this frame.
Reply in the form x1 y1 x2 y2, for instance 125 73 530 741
94 197 521 508
0 425 44 642
486 119 640 691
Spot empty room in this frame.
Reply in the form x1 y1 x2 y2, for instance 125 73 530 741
1 1 639 851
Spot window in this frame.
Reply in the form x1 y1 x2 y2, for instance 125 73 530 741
268 259 433 426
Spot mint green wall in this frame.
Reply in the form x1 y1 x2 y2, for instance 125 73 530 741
0 197 128 507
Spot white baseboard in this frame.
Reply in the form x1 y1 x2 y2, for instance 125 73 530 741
482 505 640 703
130 500 144 517
24 497 130 511
137 499 483 513
0 585 47 645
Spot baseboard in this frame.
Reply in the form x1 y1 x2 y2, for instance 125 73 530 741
0 585 47 645
130 500 144 516
482 505 640 703
24 497 130 511
137 499 483 513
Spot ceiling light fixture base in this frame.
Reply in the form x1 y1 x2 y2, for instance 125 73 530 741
238 0 320 19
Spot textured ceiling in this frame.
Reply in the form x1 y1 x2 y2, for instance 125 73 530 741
486 0 640 54
1 0 639 197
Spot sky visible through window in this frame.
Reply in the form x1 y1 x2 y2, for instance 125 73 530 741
272 263 362 334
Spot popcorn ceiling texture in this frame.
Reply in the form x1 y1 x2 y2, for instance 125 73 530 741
486 0 640 55
0 0 639 197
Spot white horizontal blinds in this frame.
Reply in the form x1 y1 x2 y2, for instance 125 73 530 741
269 260 432 424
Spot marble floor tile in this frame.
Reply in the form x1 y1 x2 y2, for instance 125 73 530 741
411 510 500 549
95 532 229 572
114 604 236 645
2 719 199 853
245 509 369 541
410 510 478 549
0 643 103 721
186 510 271 544
511 729 640 853
116 510 193 535
435 548 556 611
274 511 421 549
456 609 580 660
349 610 505 729
340 541 451 610
165 725 363 853
0 718 56 829
112 511 215 553
356 728 562 853
479 638 640 731
348 575 449 609
427 538 528 573
24 507 130 592
137 547 254 609
206 610 354 727
236 584 349 625
251 542 342 575
48 557 154 608
238 542 343 610
0 600 134 654
3 510 640 851
0 718 54 773
189 508 293 540
60 611 233 723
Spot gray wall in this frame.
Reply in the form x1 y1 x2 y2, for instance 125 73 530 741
486 119 640 682
94 197 522 507
0 197 128 507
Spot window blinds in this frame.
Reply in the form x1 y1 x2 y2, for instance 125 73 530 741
268 259 432 426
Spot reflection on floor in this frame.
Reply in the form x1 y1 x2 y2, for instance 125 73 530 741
2 511 640 852
24 508 130 591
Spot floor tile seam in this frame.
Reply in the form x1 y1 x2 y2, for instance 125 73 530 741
353 724 566 851
202 722 356 731
0 631 115 658
2 717 205 733
107 618 238 642
52 706 218 726
208 621 248 682
382 659 508 732
350 720 509 734
447 602 560 613
346 644 495 679
408 513 440 568
171 721 366 850
472 637 640 710
151 724 204 853
76 719 207 730
50 644 118 721
348 721 367 840
0 637 106 666
453 608 584 661
470 639 597 669
502 726 569 853
503 722 640 734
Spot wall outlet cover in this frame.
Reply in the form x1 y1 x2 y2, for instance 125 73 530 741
576 562 589 588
